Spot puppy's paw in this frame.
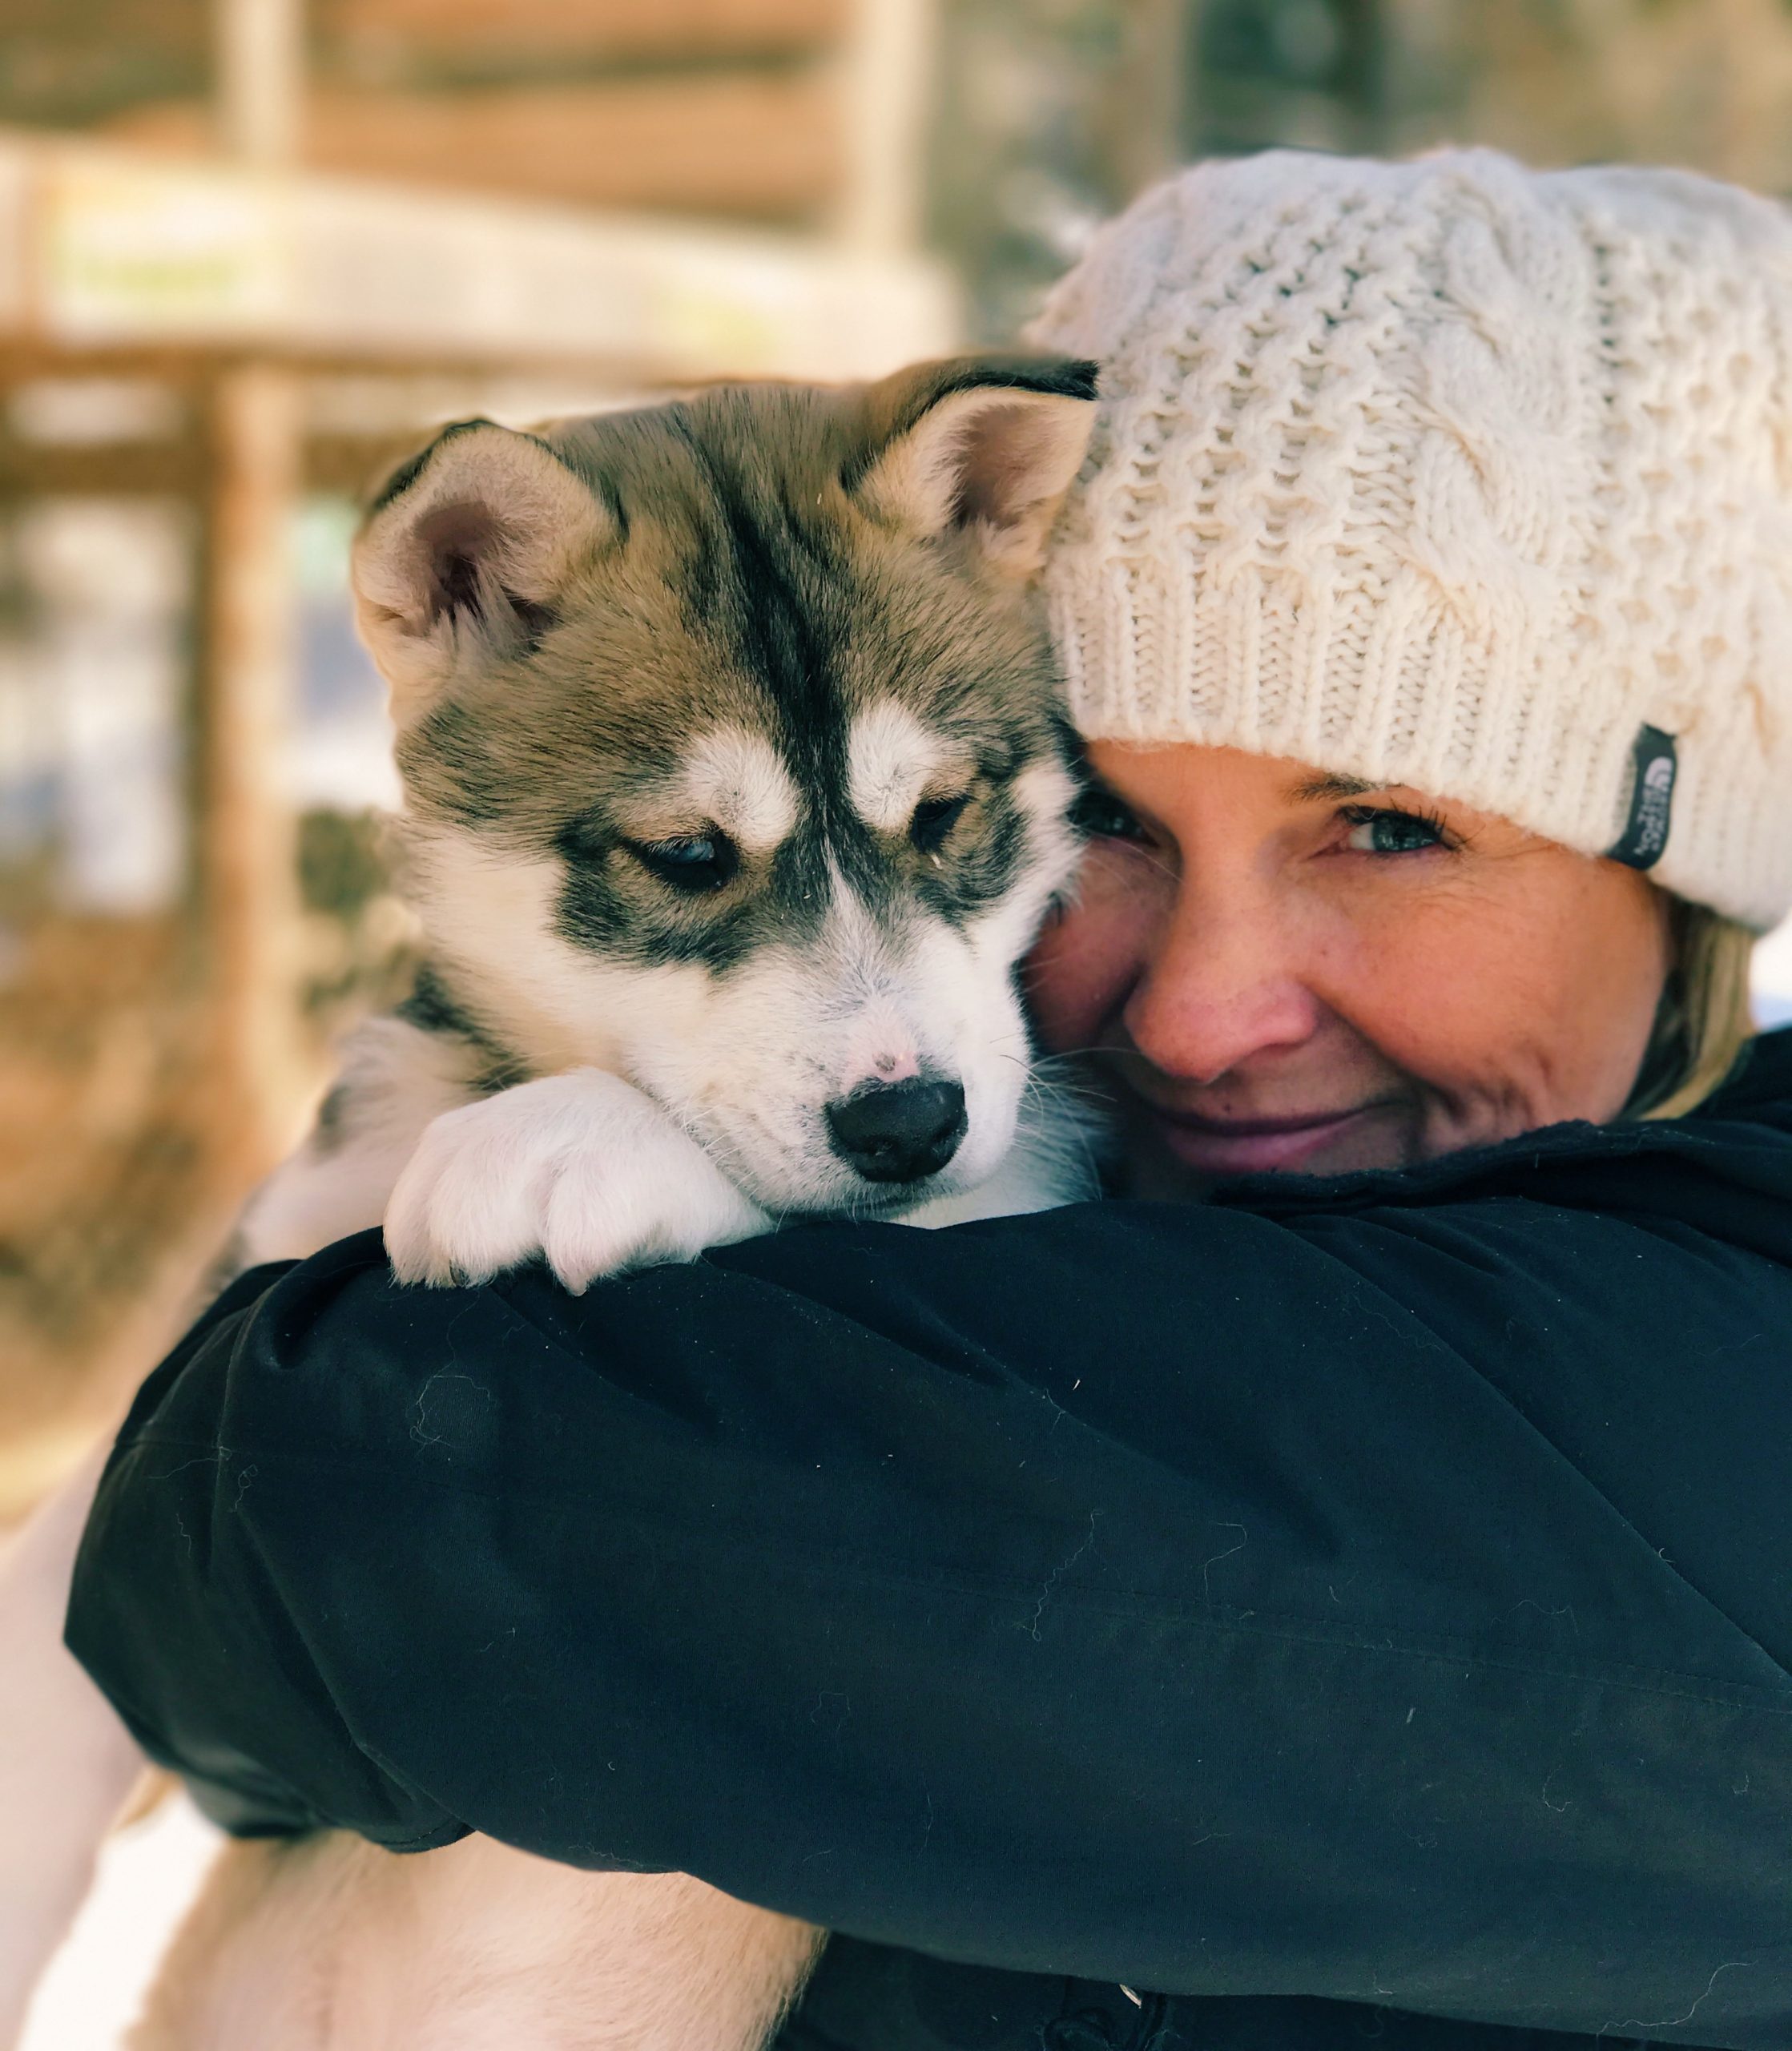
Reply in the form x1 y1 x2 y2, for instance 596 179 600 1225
384 1070 767 1291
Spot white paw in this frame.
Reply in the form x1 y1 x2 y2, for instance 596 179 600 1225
384 1070 768 1291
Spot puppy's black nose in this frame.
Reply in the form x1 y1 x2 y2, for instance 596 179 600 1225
825 1078 967 1183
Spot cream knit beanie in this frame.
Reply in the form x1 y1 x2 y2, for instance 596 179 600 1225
1028 148 1792 930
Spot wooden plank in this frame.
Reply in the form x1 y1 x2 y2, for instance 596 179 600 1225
104 73 842 221
316 0 843 66
0 2 204 42
281 175 957 377
0 435 206 496
0 131 959 377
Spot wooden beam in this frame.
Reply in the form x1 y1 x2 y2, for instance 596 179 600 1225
316 0 843 67
105 72 843 223
0 132 959 377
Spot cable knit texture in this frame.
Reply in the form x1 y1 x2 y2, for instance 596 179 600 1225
1029 148 1792 929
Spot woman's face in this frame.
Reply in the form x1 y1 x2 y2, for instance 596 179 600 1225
1025 743 1673 1196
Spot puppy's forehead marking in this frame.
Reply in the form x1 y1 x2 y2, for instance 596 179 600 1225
675 725 799 850
848 699 952 833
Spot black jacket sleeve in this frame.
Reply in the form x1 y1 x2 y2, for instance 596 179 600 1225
66 1103 1792 2049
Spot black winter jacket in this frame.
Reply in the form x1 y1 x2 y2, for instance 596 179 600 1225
67 1034 1792 2051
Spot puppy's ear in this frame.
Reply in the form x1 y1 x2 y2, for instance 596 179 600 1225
852 355 1098 577
352 419 610 722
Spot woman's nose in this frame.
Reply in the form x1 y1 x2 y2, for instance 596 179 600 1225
1122 885 1323 1085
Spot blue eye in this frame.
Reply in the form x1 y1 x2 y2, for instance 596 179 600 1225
1343 807 1446 855
1070 785 1146 842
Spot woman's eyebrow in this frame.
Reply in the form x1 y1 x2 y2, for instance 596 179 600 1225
1291 772 1379 802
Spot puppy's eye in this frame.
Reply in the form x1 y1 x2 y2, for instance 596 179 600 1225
910 792 971 854
630 832 739 893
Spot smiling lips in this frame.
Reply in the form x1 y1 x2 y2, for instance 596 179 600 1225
1143 1102 1381 1175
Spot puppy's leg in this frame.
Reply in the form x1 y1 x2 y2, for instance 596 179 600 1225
0 1449 152 2050
136 1834 822 2051
385 1850 823 2051
237 1014 491 1267
135 1053 800 2049
385 1068 769 1292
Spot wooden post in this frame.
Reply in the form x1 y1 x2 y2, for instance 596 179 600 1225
195 0 311 1176
193 361 309 1175
836 0 938 255
216 0 305 165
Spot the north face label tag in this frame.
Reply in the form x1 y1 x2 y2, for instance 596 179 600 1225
1608 725 1677 869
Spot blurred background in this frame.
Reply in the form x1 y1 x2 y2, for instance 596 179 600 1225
14 0 1792 1521
8 3 1792 2029
6 2 1792 1495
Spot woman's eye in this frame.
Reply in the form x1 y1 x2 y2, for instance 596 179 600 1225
632 832 739 893
910 792 972 854
1341 807 1446 856
1069 785 1146 843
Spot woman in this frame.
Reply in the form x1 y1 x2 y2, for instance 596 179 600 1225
69 151 1792 2049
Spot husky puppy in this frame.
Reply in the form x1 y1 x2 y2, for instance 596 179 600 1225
0 354 1099 2051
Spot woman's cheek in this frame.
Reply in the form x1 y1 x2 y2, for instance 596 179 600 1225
1387 859 1665 1140
1023 909 1115 1055
1025 856 1159 1055
1341 910 1605 1150
1309 896 1532 1136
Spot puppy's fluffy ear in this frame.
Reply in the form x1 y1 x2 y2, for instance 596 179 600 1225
352 420 610 722
853 355 1098 577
